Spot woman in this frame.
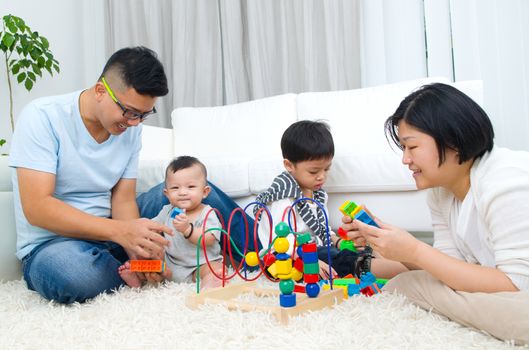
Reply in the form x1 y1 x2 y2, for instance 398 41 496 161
342 83 529 345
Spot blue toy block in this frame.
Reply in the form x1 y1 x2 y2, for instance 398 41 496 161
348 284 361 296
355 210 379 228
301 251 318 264
275 253 290 261
296 246 303 258
280 293 297 307
170 207 184 219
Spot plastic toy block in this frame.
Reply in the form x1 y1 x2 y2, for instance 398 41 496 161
301 251 318 264
245 252 259 267
279 279 295 294
275 222 290 237
291 267 303 282
274 238 290 253
339 200 359 217
280 293 297 307
296 233 312 245
275 253 290 261
296 246 303 257
170 207 183 219
263 253 276 266
303 273 319 284
301 242 317 253
339 200 379 228
293 284 306 293
267 262 279 278
333 277 360 286
348 284 361 296
322 283 348 298
293 257 304 272
305 283 320 298
303 262 319 275
337 227 349 239
129 259 165 272
339 240 356 252
275 259 292 275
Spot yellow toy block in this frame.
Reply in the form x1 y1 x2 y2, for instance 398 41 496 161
322 283 348 299
275 259 292 275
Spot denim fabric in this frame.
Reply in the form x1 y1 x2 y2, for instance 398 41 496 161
136 181 262 262
22 238 128 304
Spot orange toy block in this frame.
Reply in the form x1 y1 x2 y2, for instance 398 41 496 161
129 259 165 272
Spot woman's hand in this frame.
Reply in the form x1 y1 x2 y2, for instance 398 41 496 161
354 218 422 264
341 215 367 246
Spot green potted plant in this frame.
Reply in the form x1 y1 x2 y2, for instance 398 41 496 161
0 14 60 153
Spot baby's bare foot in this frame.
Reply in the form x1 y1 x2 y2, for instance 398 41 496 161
118 261 143 288
200 271 226 290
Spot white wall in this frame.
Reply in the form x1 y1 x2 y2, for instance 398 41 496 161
0 0 106 153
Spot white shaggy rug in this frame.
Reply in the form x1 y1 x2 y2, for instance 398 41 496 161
0 278 524 350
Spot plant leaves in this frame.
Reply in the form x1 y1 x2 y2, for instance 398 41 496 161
2 32 15 48
11 63 20 74
27 71 36 81
24 78 33 91
17 72 26 83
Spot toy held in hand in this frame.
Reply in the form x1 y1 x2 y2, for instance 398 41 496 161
170 207 184 219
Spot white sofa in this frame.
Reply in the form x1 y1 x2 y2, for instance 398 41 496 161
0 77 484 282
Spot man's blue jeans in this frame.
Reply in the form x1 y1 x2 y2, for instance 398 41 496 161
22 181 259 304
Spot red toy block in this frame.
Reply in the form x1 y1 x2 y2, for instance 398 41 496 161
301 242 317 253
337 227 348 239
293 257 304 272
263 253 276 266
293 284 306 293
303 273 319 284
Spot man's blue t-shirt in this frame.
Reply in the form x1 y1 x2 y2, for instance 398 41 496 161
8 90 142 259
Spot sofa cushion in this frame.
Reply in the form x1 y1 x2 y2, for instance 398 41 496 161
171 93 297 160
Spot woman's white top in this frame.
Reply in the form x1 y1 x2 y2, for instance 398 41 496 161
428 147 529 290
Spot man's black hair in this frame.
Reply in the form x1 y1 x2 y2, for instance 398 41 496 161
385 83 494 165
100 46 168 97
281 120 334 163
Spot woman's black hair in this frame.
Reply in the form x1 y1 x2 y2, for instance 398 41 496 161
385 83 494 165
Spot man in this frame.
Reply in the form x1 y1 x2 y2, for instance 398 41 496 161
9 47 172 303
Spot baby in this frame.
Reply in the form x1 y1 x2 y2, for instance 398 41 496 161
119 156 224 289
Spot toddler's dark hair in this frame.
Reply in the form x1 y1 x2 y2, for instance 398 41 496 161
281 120 334 163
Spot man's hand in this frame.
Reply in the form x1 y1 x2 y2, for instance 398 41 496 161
117 218 173 259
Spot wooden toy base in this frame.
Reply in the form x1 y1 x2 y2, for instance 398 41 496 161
185 281 344 324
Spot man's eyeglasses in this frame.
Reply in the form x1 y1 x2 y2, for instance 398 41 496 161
101 76 157 121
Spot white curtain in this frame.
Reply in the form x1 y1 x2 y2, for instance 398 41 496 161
105 0 361 128
362 0 529 151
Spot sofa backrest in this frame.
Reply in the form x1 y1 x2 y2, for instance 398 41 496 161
171 93 298 160
163 78 483 198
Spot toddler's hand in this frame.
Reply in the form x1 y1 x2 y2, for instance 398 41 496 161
172 213 190 235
